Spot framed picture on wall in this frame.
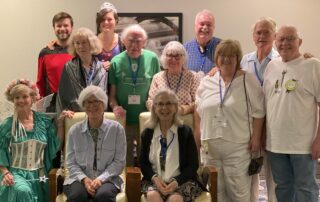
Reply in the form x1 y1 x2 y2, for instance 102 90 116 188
115 13 183 56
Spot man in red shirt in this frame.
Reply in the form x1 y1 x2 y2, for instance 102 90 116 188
37 12 73 111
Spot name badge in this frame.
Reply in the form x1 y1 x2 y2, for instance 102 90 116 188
128 95 140 105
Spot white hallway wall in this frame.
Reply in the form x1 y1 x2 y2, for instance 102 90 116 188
0 0 319 100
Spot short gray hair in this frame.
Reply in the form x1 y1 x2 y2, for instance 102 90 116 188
252 17 277 34
145 88 183 129
195 9 215 25
68 27 102 57
77 85 108 109
160 41 188 70
121 24 148 42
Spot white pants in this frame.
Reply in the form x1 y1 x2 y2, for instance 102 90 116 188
202 138 251 202
250 151 277 202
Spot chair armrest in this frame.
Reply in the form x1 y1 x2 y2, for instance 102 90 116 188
49 168 59 202
202 166 218 202
126 167 141 202
49 168 65 202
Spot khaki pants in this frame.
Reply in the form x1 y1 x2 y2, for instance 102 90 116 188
202 138 251 202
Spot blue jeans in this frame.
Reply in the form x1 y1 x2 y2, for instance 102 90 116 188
267 151 319 202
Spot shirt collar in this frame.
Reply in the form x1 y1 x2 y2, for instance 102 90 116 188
154 123 178 139
248 48 277 63
80 117 109 134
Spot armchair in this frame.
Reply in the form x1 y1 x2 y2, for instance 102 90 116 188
125 112 217 202
49 112 127 202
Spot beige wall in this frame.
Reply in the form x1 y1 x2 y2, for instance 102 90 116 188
0 0 319 100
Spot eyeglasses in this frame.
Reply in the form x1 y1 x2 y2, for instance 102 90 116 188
276 36 298 43
166 54 182 60
84 100 102 107
127 38 144 45
154 102 175 108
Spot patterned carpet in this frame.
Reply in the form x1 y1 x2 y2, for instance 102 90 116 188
258 180 320 202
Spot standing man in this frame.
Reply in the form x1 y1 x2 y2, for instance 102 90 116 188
263 25 320 202
37 12 73 111
241 17 278 202
109 24 160 166
184 9 221 75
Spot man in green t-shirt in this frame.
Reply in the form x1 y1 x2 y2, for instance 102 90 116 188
109 24 160 166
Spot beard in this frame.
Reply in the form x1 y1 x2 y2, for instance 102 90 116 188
56 32 71 41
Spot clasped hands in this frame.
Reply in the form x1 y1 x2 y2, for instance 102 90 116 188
82 177 103 197
152 176 178 196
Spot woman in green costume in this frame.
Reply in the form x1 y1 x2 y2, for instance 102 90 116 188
0 79 65 202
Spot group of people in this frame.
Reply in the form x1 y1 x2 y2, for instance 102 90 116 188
0 1 320 202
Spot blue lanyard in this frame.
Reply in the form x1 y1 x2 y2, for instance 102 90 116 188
219 70 237 107
127 54 140 86
160 133 175 150
166 70 183 93
253 57 271 86
253 62 263 86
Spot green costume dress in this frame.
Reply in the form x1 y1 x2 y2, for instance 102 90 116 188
0 111 60 202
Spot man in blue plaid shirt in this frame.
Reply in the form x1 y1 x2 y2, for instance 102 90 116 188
184 10 221 75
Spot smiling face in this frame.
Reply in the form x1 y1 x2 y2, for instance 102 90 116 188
275 26 302 62
195 13 214 46
253 20 275 50
154 93 178 123
13 90 33 112
74 35 91 57
54 18 73 42
99 11 116 34
83 95 104 119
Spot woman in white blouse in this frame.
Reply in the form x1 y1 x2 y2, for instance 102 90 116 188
195 39 265 202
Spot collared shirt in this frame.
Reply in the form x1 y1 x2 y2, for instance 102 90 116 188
241 48 279 85
184 37 221 74
149 124 180 183
64 118 126 190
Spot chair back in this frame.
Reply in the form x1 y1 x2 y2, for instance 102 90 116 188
139 112 193 133
63 112 125 165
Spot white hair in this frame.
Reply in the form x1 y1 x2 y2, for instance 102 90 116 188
77 85 108 109
252 17 277 33
121 24 148 42
160 41 188 69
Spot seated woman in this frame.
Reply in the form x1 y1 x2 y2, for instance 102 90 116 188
56 27 108 114
0 79 63 202
147 41 199 115
195 39 265 201
63 85 126 202
140 89 204 202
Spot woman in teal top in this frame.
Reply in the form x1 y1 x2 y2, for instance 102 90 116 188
0 79 63 202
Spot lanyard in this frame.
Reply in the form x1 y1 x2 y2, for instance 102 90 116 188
197 46 207 71
219 70 237 107
166 70 183 93
127 54 141 86
253 62 263 86
160 133 175 150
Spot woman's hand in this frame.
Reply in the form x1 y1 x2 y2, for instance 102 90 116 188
1 172 14 186
102 61 111 71
58 110 75 125
83 177 96 196
152 176 168 195
90 178 103 190
207 66 218 77
163 180 178 195
113 106 126 119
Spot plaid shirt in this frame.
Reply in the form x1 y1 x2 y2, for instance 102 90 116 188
184 37 221 74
